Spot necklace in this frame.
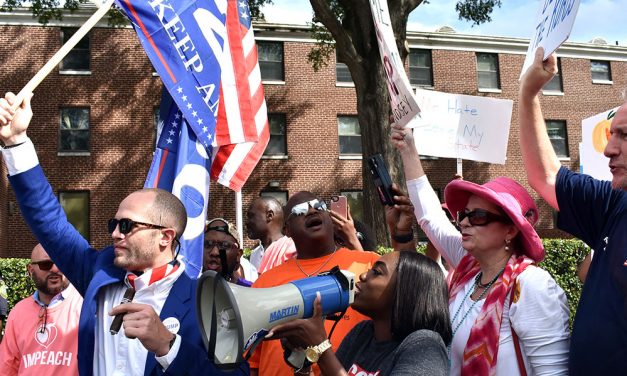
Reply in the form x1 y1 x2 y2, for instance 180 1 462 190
448 266 506 344
295 248 338 277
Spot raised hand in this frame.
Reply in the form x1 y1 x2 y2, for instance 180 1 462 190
0 92 33 145
384 184 415 236
520 47 558 98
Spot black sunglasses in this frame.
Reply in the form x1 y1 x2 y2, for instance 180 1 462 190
204 240 239 251
457 209 512 227
31 260 55 271
108 218 166 235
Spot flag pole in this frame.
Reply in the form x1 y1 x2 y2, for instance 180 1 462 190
16 0 114 101
236 190 243 246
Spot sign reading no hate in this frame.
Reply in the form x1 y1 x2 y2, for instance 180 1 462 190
409 89 513 164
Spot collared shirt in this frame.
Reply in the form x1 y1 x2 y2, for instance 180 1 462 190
93 262 185 375
33 288 68 309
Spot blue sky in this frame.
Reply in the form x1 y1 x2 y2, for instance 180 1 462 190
261 0 627 46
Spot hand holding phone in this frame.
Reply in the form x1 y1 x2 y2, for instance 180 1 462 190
368 154 395 206
330 196 348 218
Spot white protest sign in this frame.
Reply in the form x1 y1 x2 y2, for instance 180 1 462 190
410 89 513 164
520 0 580 78
369 0 420 126
580 108 616 181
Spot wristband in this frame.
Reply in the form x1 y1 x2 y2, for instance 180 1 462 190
392 232 414 243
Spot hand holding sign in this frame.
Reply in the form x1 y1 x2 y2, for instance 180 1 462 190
520 0 580 78
520 47 559 98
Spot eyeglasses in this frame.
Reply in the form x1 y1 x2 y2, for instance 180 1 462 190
31 260 55 271
457 209 512 227
204 240 239 251
108 218 166 235
288 199 327 219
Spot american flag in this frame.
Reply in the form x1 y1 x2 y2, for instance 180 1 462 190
211 0 270 192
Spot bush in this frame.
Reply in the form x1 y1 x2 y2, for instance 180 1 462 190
1 239 590 326
0 258 35 311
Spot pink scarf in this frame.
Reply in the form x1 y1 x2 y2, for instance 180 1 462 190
449 254 533 375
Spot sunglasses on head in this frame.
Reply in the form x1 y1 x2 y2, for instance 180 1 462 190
204 240 239 251
108 218 166 235
457 209 512 227
31 260 55 271
289 199 327 218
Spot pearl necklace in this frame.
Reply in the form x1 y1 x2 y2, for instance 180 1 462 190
448 267 505 356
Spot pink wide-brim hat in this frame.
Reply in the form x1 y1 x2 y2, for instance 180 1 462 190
444 177 544 262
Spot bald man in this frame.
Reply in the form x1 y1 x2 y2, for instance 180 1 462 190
0 244 82 375
246 196 296 275
0 92 234 375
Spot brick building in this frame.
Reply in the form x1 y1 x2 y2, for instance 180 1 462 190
0 7 626 258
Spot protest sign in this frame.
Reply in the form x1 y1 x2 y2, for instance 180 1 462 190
520 0 580 78
581 108 616 181
369 0 420 126
410 89 513 164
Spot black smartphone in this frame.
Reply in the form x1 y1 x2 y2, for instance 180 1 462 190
367 154 395 206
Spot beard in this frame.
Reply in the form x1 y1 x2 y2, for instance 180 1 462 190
32 273 68 297
113 244 155 271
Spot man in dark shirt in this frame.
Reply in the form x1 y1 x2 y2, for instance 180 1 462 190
519 47 627 374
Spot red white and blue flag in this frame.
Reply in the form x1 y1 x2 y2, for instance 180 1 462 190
211 0 270 192
119 0 269 276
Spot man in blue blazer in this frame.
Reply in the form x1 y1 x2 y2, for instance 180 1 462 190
0 92 246 375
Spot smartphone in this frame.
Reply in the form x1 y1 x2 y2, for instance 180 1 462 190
367 154 395 206
330 195 348 218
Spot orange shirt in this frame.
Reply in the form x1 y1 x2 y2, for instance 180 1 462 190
248 248 379 376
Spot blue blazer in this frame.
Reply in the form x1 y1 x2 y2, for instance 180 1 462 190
10 166 247 375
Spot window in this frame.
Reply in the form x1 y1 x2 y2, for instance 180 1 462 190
476 53 500 90
60 28 90 72
264 114 287 156
260 190 288 206
336 58 352 84
257 41 284 81
546 120 568 158
591 60 612 82
341 190 364 223
60 108 90 152
543 58 563 92
338 116 362 156
59 191 90 240
409 49 433 87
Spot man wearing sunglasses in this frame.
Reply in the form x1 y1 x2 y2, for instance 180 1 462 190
249 191 381 376
203 218 252 287
0 93 232 375
0 244 82 375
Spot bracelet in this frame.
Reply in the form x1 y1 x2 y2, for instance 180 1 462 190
392 231 414 243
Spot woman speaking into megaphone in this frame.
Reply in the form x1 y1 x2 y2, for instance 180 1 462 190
266 251 452 376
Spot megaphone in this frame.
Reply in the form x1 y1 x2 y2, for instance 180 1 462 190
196 267 355 370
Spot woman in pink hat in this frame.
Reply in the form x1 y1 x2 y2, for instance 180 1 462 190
391 123 570 375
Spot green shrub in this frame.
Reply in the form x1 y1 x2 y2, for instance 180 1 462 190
0 258 35 311
0 239 590 327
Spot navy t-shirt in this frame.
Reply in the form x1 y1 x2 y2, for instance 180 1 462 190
556 167 627 375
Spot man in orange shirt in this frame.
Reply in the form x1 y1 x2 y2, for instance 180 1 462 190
249 191 386 376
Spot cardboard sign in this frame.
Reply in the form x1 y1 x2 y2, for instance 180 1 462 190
410 89 513 164
520 0 581 78
580 108 616 181
369 0 420 126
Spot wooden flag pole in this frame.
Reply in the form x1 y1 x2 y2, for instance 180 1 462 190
16 0 115 102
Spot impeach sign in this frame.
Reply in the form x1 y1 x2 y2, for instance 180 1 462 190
369 0 420 127
409 89 513 164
